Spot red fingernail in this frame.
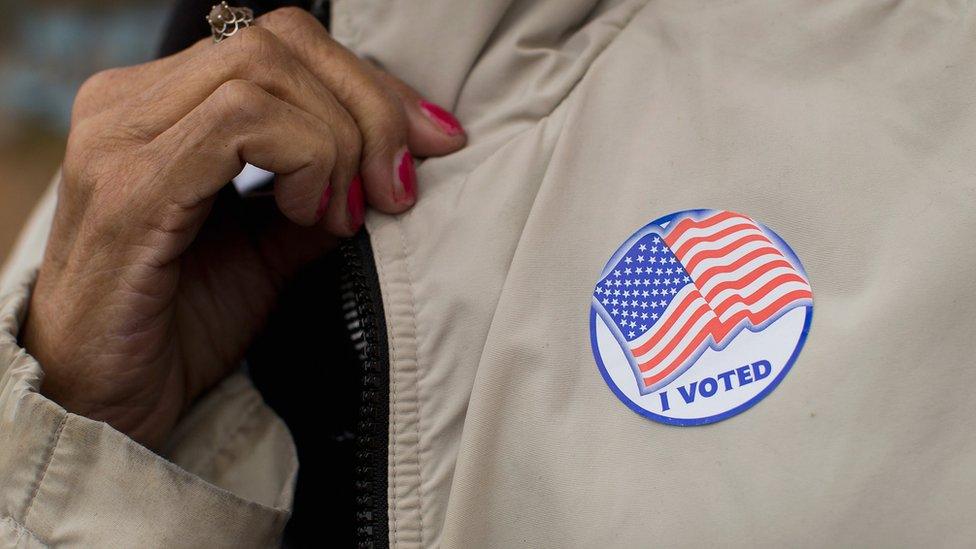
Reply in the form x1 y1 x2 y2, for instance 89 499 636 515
347 175 365 231
316 184 333 221
395 149 417 204
419 100 464 136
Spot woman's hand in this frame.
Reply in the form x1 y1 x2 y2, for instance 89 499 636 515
21 7 465 449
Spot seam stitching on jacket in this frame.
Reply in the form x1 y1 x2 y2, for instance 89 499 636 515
418 0 652 212
366 1 653 543
372 237 400 546
447 0 653 363
395 215 427 548
22 413 67 526
1 515 48 547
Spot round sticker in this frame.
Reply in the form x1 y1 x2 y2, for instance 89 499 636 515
589 209 813 425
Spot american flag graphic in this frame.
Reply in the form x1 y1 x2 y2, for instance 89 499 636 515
593 210 813 393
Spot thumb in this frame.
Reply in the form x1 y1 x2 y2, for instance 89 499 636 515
373 68 468 158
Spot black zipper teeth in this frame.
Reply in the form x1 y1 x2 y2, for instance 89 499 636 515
340 233 389 549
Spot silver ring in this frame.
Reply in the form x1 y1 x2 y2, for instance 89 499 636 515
207 2 254 43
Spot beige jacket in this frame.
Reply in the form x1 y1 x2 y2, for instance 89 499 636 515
3 0 976 546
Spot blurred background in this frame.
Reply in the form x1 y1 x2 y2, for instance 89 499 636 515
0 0 168 264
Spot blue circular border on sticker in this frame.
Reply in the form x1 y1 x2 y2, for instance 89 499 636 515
588 209 814 426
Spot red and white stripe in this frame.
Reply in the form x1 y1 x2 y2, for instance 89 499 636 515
630 285 718 388
632 211 812 390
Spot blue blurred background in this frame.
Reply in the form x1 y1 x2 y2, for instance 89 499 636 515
0 0 168 262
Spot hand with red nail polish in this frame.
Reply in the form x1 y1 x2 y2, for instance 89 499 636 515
394 148 418 204
420 101 465 136
23 6 467 449
346 175 366 231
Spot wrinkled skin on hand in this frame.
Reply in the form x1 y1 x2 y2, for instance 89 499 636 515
23 7 465 449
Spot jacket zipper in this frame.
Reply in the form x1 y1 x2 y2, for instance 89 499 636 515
339 232 390 549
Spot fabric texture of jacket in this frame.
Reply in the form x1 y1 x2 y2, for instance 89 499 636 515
2 0 976 546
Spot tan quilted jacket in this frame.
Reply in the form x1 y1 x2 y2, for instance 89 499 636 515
2 1 975 546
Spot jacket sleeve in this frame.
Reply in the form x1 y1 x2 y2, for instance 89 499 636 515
0 179 297 547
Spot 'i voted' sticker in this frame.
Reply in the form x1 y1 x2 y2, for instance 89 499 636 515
589 209 813 425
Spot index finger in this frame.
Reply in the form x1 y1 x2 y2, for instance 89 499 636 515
255 7 467 213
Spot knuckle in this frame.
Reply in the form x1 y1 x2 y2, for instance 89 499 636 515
228 26 282 66
222 29 293 91
334 112 363 165
72 68 122 122
365 86 404 124
313 123 340 173
66 115 100 150
210 79 266 118
144 195 191 235
360 90 407 156
60 120 153 234
77 68 119 99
